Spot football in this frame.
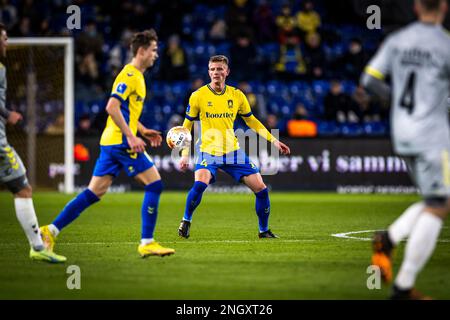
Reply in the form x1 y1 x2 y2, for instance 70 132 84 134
166 126 192 149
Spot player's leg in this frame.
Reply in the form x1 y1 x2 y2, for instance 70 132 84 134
184 169 210 222
391 199 447 299
40 146 120 251
1 145 65 262
372 156 424 282
241 173 277 238
48 176 110 235
132 153 174 257
385 157 424 246
372 201 425 283
134 166 162 244
179 169 211 238
179 152 217 238
389 150 448 299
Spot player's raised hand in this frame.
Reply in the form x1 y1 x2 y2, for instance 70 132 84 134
7 111 23 125
141 128 162 148
179 155 190 172
127 135 146 153
274 140 291 155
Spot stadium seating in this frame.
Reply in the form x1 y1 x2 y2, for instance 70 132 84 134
66 0 386 137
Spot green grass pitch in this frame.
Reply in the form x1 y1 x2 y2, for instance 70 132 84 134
0 191 449 299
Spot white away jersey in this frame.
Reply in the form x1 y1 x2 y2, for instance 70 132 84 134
366 22 450 154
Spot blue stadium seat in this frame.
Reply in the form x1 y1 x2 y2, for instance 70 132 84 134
342 81 357 94
317 121 340 136
215 42 230 56
363 121 388 136
89 100 105 114
341 123 364 137
312 80 330 97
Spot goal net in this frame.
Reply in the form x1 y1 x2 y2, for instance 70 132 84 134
3 38 74 193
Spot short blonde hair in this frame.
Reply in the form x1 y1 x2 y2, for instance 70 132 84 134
209 55 229 66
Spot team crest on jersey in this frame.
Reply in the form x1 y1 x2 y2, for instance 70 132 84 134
227 100 233 109
207 101 213 107
116 83 127 94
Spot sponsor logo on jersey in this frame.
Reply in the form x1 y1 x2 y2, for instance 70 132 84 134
205 112 234 119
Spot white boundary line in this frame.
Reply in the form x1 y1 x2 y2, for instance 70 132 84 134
331 229 450 243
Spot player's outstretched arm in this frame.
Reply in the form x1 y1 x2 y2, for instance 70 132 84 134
243 114 291 155
106 97 146 153
138 122 162 148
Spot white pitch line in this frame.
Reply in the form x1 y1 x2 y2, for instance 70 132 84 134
331 229 450 243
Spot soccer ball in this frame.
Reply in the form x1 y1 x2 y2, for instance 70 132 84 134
166 126 192 149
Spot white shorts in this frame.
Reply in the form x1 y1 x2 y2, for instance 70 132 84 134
0 144 27 184
403 147 450 198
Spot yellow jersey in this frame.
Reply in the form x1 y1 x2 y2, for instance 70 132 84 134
100 64 146 146
184 84 274 156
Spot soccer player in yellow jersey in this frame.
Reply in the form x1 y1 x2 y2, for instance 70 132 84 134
178 55 291 239
40 29 175 258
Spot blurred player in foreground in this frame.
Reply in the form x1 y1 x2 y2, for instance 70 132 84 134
362 0 450 299
41 29 175 258
177 55 291 239
0 23 66 263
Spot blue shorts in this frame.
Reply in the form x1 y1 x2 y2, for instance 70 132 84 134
93 145 154 178
195 149 259 184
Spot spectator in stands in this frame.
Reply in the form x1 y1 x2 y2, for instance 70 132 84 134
296 0 321 38
76 114 97 137
292 103 310 120
238 81 263 119
287 103 317 138
265 113 279 131
274 32 307 81
275 4 297 44
351 85 381 123
184 77 205 108
230 32 257 82
252 0 276 43
38 18 54 36
11 16 32 37
76 52 104 103
324 80 358 123
209 19 227 43
158 0 187 39
226 0 254 42
18 0 45 33
76 19 104 60
158 34 190 82
45 114 65 135
92 107 108 134
0 0 18 30
108 27 135 70
333 38 368 82
304 32 326 79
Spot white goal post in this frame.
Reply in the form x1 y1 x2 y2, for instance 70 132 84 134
9 37 75 193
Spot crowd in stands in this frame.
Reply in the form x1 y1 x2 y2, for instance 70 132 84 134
1 0 387 138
